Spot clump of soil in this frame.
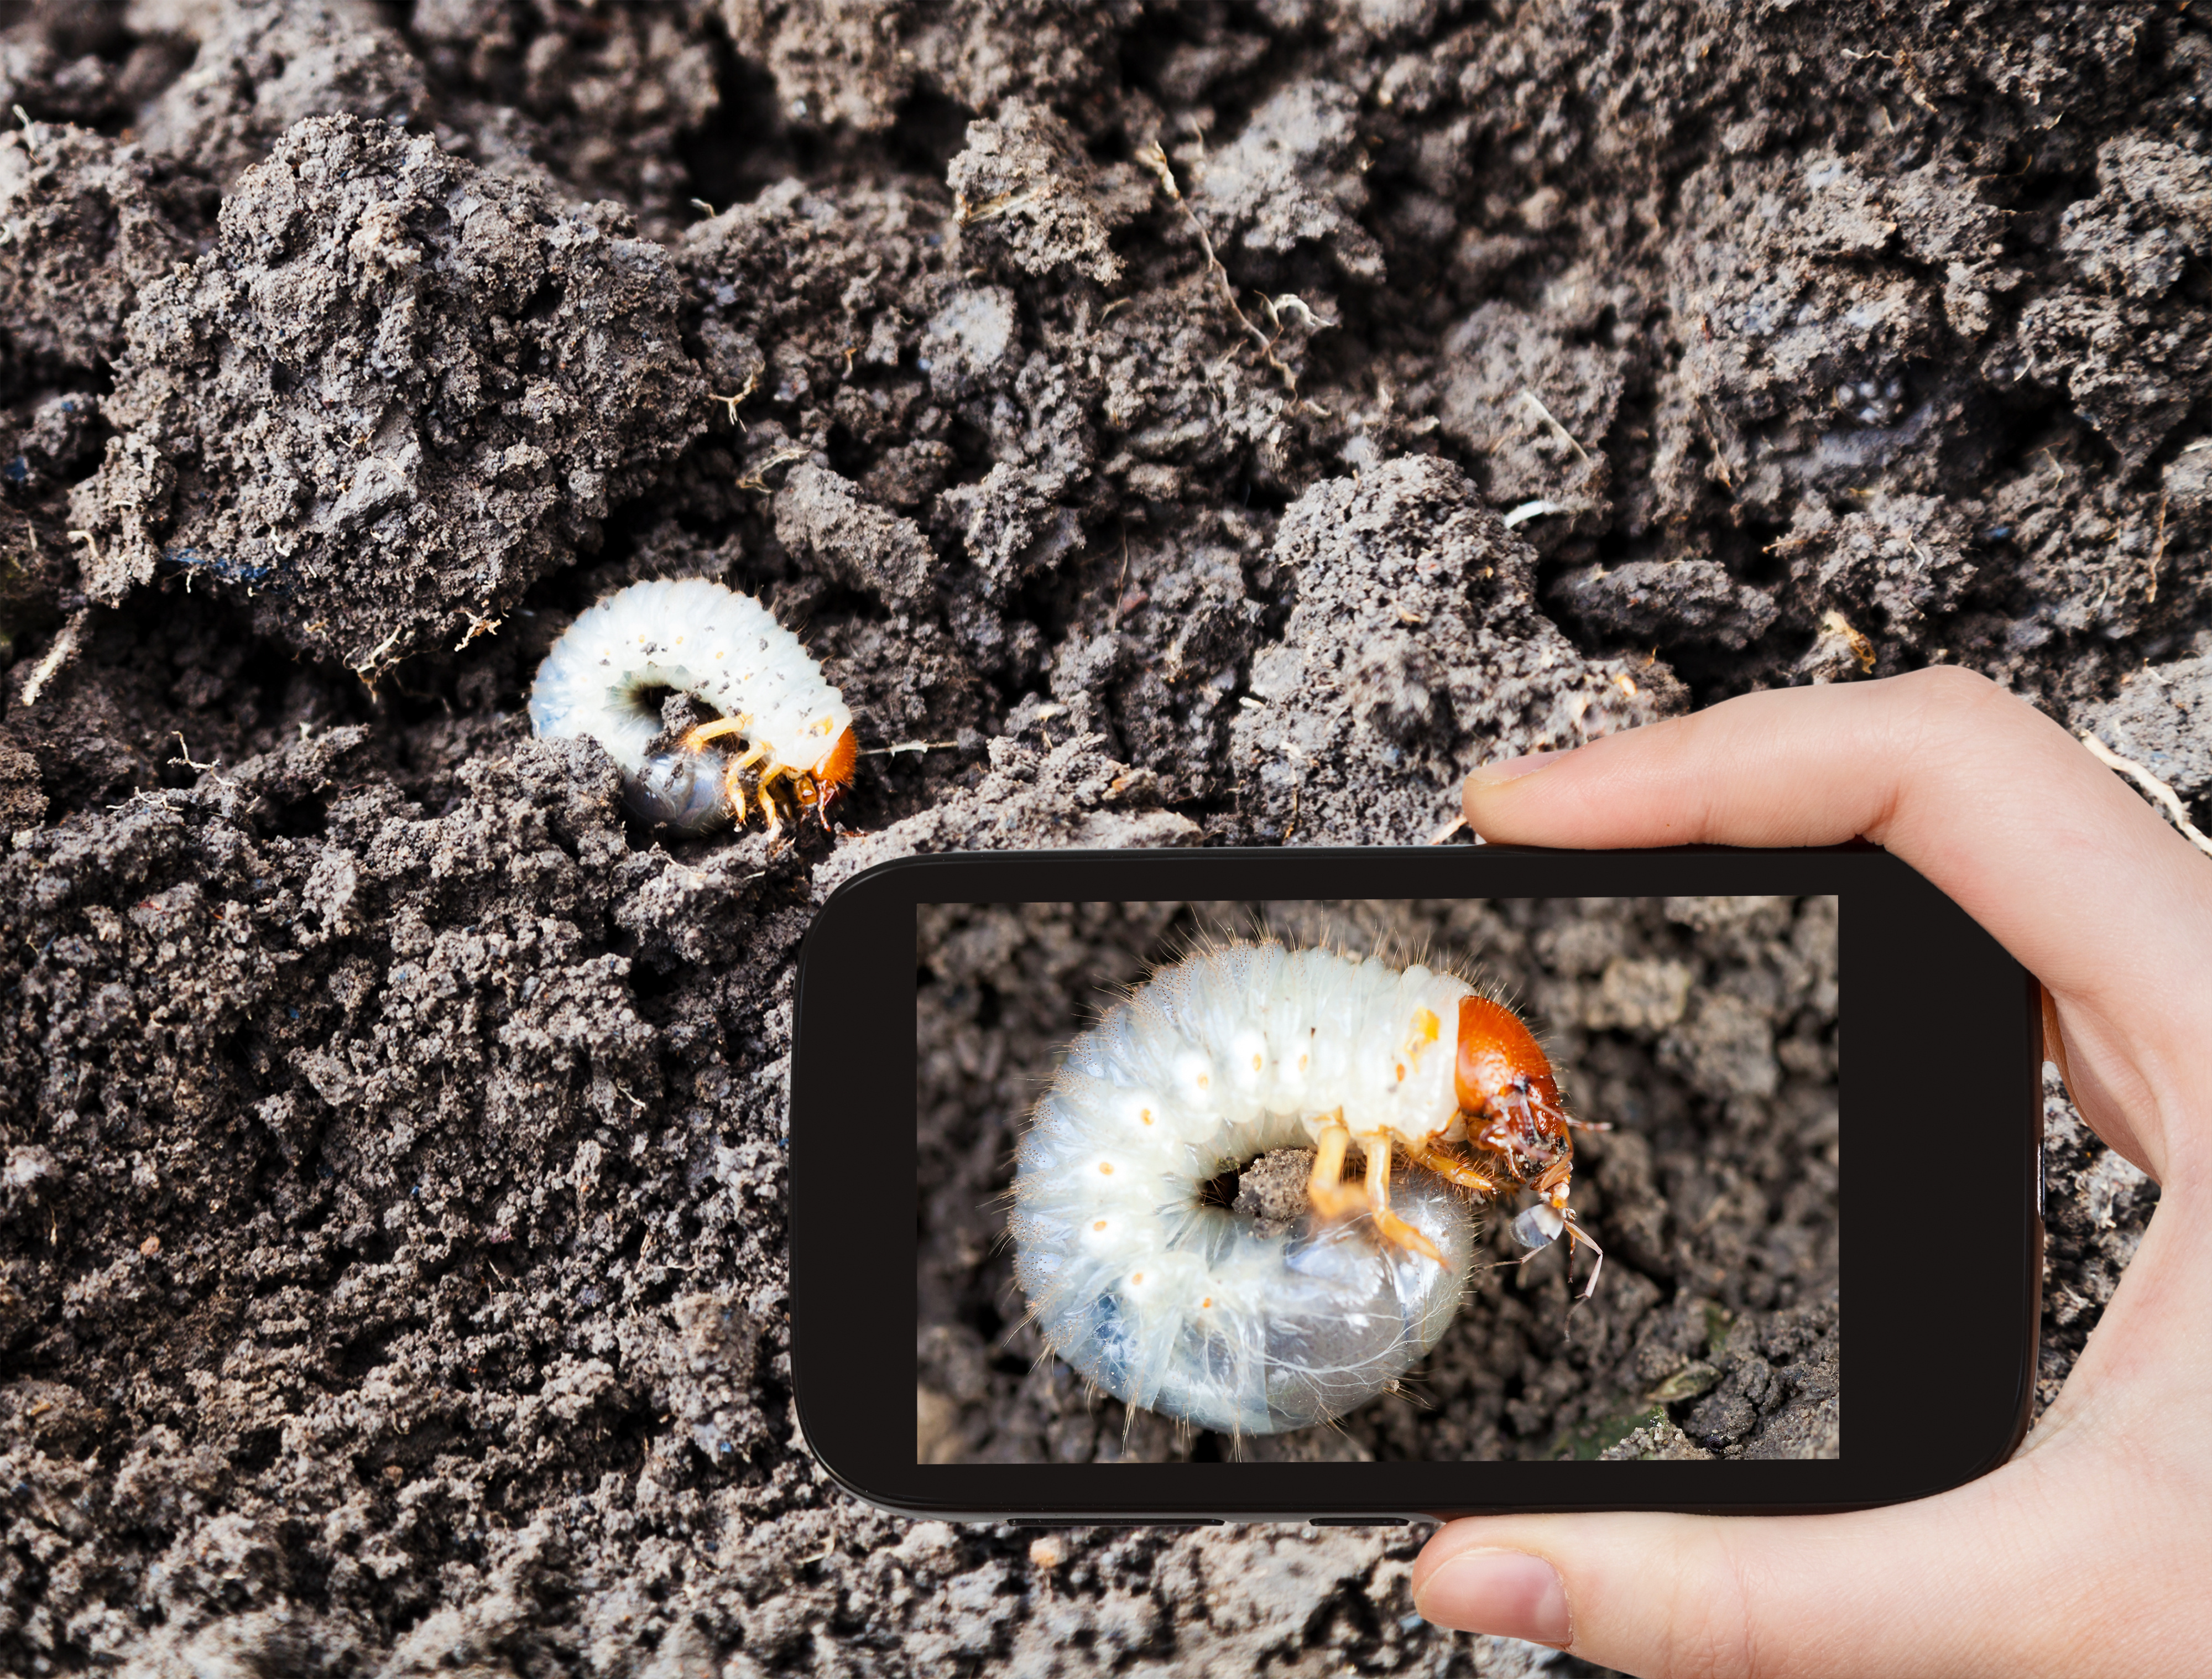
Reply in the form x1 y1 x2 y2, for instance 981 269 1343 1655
1230 457 1675 843
70 114 707 677
0 0 2192 1672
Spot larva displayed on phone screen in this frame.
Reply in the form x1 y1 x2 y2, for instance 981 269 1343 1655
529 577 857 835
1010 940 1605 1436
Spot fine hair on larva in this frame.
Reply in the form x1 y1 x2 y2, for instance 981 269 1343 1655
1010 917 1594 1438
528 576 858 835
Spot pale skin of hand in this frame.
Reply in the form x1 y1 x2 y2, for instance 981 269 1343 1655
1414 667 2212 1678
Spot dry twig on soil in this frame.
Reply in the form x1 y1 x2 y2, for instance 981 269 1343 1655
1135 140 1332 412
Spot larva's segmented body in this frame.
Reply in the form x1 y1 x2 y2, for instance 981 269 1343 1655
528 578 857 835
1012 941 1602 1435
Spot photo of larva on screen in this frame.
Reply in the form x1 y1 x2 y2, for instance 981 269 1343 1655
916 897 1839 1465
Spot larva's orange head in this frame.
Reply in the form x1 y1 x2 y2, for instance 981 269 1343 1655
1455 993 1604 1298
1455 995 1564 1134
800 725 858 807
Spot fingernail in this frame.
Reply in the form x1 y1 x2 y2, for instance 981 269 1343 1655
1464 747 1568 788
1415 1550 1571 1645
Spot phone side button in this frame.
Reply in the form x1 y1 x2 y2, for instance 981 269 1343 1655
1308 1517 1409 1527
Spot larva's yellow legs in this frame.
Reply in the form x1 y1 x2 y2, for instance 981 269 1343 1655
679 711 844 836
718 742 770 824
1363 1138 1444 1266
1306 1115 1362 1219
1305 1119 1445 1265
756 767 787 839
673 716 791 831
681 714 754 752
1403 1134 1504 1197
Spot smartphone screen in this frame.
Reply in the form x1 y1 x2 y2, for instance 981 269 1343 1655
794 848 2038 1520
917 894 1837 1467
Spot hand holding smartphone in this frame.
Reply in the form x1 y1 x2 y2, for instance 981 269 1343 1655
1413 671 2212 1674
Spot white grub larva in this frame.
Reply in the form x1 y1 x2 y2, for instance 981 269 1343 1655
1011 939 1605 1436
528 578 857 835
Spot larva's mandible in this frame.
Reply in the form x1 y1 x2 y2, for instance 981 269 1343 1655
1011 940 1603 1436
529 578 857 835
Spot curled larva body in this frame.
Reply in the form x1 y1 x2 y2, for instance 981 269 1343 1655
528 578 857 833
1013 943 1496 1435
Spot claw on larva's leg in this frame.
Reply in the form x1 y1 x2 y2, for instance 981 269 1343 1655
1363 1136 1444 1265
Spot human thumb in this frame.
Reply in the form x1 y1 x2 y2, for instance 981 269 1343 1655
1406 1442 2172 1679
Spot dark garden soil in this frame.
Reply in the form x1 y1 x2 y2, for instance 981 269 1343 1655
0 0 2187 1672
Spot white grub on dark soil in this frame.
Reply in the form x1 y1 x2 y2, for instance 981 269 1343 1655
0 0 2195 1672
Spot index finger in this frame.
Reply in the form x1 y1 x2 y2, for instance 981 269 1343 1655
1462 668 2212 1187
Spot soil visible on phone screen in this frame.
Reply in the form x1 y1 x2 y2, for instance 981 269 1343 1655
0 0 2183 1673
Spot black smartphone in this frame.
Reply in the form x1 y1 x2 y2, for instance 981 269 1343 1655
790 846 2042 1524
